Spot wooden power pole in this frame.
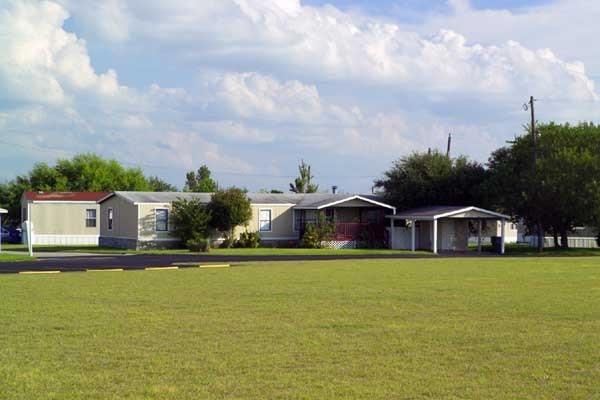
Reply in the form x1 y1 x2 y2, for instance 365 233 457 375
526 95 543 252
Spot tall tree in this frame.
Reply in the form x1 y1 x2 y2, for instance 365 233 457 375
207 187 252 247
488 122 600 249
53 153 149 192
185 165 217 192
375 151 488 210
147 176 178 192
0 153 151 224
289 160 318 193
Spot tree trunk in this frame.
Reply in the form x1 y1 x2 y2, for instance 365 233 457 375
560 230 569 249
552 229 560 249
536 221 544 252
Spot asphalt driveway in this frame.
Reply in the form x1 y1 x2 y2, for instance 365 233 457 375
0 252 454 273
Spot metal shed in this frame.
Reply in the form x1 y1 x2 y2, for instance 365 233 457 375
387 206 510 254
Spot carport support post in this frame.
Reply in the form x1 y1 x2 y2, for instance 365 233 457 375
432 218 438 254
500 218 506 255
411 219 416 252
477 219 482 253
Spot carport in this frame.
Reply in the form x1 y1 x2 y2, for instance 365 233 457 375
387 206 510 254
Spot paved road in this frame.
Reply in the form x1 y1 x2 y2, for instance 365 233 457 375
0 252 473 273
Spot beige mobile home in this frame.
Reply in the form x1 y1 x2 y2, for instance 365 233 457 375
98 191 396 249
21 191 108 245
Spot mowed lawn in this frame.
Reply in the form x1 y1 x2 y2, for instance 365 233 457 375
1 258 599 399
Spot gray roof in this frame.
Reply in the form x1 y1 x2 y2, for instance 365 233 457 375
104 191 212 204
101 191 393 209
390 205 509 220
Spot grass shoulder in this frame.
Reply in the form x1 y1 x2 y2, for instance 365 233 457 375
0 253 37 262
1 243 431 256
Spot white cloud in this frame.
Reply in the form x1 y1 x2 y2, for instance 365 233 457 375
3 0 600 192
212 72 322 122
62 0 599 101
195 120 276 143
0 0 123 105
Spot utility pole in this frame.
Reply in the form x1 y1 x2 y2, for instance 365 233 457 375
524 96 543 252
446 133 452 158
529 96 537 161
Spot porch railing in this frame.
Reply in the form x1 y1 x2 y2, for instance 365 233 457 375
298 221 387 244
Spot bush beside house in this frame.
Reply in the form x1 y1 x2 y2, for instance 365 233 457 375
171 187 253 252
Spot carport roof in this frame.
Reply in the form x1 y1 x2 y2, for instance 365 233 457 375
387 206 509 220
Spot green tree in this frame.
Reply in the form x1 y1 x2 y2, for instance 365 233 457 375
147 176 177 192
54 153 149 192
185 165 217 192
0 153 151 225
0 178 30 225
259 189 284 194
487 122 600 249
170 197 211 245
375 151 488 210
207 187 252 247
289 160 318 193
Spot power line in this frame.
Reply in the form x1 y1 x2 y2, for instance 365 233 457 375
0 138 382 180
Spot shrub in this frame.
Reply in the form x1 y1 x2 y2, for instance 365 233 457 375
219 237 235 249
300 212 334 248
300 223 321 248
236 231 261 248
186 235 210 252
171 198 211 243
207 187 252 247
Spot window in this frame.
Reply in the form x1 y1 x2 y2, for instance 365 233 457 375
155 209 169 232
107 208 113 231
259 209 272 232
293 209 303 232
86 209 97 228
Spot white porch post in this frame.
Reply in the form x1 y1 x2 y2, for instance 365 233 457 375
411 219 416 252
389 217 394 249
432 218 438 254
500 218 506 255
477 219 482 253
0 209 7 254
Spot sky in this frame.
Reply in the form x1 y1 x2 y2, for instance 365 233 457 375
1 0 599 193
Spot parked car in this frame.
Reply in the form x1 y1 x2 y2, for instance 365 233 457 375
2 227 21 244
8 228 22 244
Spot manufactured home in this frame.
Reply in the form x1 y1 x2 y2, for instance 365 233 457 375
20 191 108 245
98 191 397 250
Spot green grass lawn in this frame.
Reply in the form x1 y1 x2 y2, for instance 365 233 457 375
477 243 600 257
1 258 599 399
0 253 36 262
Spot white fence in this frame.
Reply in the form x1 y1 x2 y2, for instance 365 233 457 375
524 236 598 249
